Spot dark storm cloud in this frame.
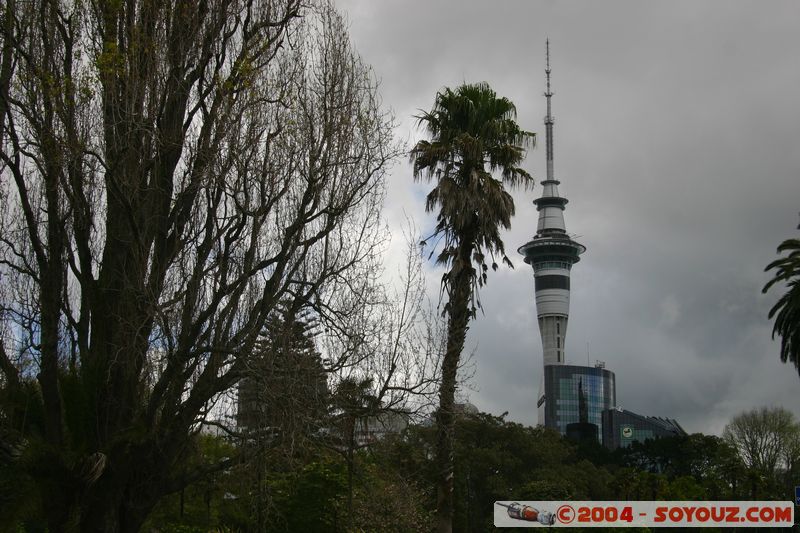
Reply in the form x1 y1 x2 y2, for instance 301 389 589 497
337 0 800 433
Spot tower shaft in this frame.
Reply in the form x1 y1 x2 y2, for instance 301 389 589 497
518 40 585 386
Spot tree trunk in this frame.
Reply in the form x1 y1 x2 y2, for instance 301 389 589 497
435 241 474 533
64 446 165 533
78 480 158 533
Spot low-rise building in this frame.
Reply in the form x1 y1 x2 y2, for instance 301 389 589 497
602 408 686 450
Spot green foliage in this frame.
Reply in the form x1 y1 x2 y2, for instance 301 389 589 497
278 459 348 533
349 461 434 532
375 413 765 532
0 377 86 530
615 433 745 499
95 40 125 76
0 444 43 531
143 434 239 531
376 412 605 532
238 306 329 445
607 433 750 501
662 475 706 500
8 392 789 531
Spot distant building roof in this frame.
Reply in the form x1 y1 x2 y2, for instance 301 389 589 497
602 408 686 450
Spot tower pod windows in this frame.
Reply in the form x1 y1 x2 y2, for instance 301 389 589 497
533 260 572 271
534 275 570 291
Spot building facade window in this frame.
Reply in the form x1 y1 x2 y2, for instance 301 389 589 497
544 365 616 444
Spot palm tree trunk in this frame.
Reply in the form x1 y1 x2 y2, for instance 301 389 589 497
435 243 474 533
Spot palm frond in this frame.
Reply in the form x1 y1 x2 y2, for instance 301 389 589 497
763 231 800 376
410 82 534 304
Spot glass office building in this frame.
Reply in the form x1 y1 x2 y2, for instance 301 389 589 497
601 408 686 450
544 364 616 442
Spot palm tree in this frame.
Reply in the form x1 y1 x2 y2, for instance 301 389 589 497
763 222 800 376
411 82 534 533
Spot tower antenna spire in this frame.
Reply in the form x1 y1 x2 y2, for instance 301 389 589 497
544 39 555 182
545 38 552 95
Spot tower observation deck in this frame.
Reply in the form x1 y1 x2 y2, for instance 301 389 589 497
518 40 585 375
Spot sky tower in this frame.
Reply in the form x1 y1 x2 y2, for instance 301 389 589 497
518 41 586 417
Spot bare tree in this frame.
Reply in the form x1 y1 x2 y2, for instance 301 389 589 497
0 0 398 529
324 230 444 524
723 406 799 496
352 227 444 416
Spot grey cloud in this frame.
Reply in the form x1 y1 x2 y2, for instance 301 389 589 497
337 0 800 434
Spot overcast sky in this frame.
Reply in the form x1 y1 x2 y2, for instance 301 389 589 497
336 0 800 435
